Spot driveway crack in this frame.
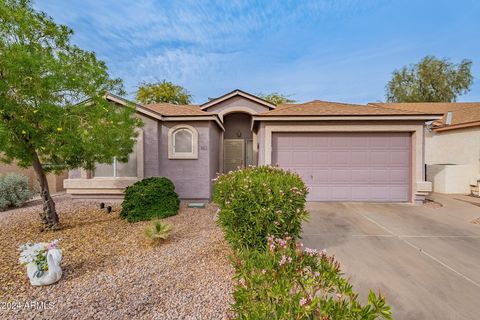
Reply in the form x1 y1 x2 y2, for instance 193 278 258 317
358 212 480 290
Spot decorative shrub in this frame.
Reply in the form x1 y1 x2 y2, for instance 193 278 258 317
144 220 173 245
0 173 33 211
232 236 392 319
213 166 309 250
120 177 180 223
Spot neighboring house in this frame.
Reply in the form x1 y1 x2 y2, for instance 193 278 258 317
0 160 67 193
370 102 480 195
64 90 441 203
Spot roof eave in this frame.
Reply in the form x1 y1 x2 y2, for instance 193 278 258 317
200 89 276 110
434 120 480 132
162 115 225 131
251 115 442 129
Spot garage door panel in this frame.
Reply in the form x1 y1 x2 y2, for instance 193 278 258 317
307 186 330 201
370 151 391 166
330 135 350 148
312 169 329 183
274 151 293 165
369 186 392 201
350 151 370 165
390 151 410 165
311 136 329 147
329 151 350 165
294 135 314 148
272 132 411 202
292 151 312 165
390 186 410 201
351 169 370 183
390 169 410 183
330 169 351 183
351 186 372 201
330 186 352 201
370 136 392 148
370 169 392 183
389 135 411 148
311 151 329 164
350 136 371 148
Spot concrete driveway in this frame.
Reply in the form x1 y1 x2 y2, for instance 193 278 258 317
302 194 480 320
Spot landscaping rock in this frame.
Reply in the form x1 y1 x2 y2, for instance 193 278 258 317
0 196 233 319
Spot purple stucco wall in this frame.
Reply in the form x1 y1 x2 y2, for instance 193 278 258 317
159 121 212 199
257 123 265 165
205 96 270 114
209 122 221 190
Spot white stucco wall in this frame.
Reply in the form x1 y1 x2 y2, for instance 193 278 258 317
425 127 480 193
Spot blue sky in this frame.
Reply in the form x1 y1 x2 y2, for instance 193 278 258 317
34 0 480 104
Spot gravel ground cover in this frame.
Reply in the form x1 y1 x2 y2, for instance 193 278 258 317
0 196 233 319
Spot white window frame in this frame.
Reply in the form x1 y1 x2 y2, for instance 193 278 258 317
168 124 198 159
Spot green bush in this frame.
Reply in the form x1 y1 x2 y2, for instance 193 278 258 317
213 166 309 250
120 177 180 223
0 173 33 211
232 237 392 319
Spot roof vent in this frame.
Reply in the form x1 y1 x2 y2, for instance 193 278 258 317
445 111 453 125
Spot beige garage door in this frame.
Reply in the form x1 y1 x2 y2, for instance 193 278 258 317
272 132 411 202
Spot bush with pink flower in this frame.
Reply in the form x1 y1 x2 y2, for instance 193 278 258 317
213 166 309 250
231 236 392 319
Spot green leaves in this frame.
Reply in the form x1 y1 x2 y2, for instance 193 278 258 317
257 92 296 105
0 0 140 173
136 80 192 105
144 220 173 245
121 177 180 223
213 166 309 251
386 56 473 102
231 238 392 320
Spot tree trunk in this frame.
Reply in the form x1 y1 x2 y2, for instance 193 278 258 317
31 151 59 229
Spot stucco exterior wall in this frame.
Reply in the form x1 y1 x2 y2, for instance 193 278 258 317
257 123 265 165
205 96 270 120
425 127 480 193
159 121 212 199
209 122 221 185
427 164 472 194
255 120 430 203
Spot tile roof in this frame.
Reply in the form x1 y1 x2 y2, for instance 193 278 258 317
369 102 480 128
258 100 436 116
142 103 210 116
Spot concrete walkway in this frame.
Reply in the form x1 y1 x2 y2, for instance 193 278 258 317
302 194 480 320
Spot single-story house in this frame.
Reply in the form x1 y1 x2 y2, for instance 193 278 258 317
370 102 480 195
64 90 441 203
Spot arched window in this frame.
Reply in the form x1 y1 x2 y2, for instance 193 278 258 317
168 125 198 159
173 129 193 153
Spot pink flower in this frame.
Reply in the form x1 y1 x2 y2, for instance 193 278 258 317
238 278 246 288
305 247 318 256
299 297 307 307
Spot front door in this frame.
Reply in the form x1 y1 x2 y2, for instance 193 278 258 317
224 139 244 172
